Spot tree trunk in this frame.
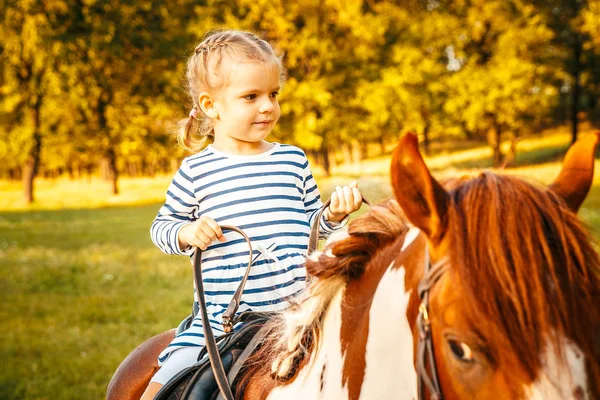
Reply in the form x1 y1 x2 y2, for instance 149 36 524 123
96 93 119 194
422 123 431 155
360 141 368 160
491 124 503 167
23 104 42 204
321 148 331 177
106 147 119 195
589 48 600 126
378 135 386 155
570 37 582 145
23 156 37 204
9 168 21 180
86 164 93 183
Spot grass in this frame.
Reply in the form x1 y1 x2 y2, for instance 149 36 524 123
0 177 174 212
0 204 192 399
1 128 599 399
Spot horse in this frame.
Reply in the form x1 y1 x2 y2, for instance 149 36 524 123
107 132 599 399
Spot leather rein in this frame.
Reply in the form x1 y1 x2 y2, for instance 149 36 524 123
192 225 251 400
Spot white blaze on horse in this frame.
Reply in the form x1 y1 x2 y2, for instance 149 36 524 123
108 132 600 400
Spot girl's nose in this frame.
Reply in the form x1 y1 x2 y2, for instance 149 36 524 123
259 98 274 113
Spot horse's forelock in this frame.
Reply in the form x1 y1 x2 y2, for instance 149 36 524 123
446 172 600 379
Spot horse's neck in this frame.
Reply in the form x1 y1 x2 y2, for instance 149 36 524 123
265 288 348 399
265 228 422 400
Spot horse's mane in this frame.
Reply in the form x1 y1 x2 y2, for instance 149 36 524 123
237 199 408 388
444 172 600 379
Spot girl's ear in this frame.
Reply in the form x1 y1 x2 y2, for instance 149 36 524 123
198 92 218 119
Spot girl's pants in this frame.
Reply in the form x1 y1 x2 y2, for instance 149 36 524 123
150 346 202 385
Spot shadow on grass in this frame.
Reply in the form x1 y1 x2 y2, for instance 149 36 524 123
428 143 574 172
511 145 571 167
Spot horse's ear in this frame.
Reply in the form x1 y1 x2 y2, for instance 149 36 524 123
391 133 449 244
548 131 599 213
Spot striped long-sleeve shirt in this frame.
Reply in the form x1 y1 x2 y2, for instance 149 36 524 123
150 142 344 364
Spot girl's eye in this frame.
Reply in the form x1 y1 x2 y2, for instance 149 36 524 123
270 91 279 99
448 339 474 363
244 94 257 100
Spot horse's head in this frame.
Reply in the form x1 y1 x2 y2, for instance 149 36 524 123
391 132 600 399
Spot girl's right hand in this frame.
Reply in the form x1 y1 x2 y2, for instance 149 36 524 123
178 216 226 251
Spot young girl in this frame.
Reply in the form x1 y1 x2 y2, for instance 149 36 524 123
143 29 363 399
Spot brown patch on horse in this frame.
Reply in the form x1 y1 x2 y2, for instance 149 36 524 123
237 199 409 397
445 171 600 385
339 232 409 400
332 199 409 399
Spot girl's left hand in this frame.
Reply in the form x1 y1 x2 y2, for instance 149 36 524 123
326 180 362 223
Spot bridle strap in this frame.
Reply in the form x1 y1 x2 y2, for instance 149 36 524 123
416 253 450 400
193 225 252 400
418 255 451 298
307 195 372 254
219 228 253 333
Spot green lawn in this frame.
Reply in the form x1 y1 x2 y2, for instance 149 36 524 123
1 131 599 399
0 178 392 400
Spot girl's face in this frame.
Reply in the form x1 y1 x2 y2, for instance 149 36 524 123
210 59 281 154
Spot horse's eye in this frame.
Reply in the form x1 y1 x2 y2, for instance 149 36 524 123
448 339 474 363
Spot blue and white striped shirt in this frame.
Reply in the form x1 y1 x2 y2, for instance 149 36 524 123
150 143 343 364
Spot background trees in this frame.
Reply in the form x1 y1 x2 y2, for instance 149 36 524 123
1 1 66 202
1 0 598 201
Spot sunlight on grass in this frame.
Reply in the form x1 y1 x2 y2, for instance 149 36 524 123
1 128 596 212
0 176 173 211
0 242 192 399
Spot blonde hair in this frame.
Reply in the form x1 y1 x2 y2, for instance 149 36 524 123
178 30 287 152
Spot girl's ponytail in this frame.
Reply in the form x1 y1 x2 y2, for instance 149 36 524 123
177 107 213 152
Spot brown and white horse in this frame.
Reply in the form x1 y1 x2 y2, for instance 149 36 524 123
237 132 600 399
108 132 599 400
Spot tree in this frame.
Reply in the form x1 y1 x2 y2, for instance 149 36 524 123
0 0 65 202
580 1 600 125
55 0 194 194
531 0 599 142
440 0 555 165
355 3 458 154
